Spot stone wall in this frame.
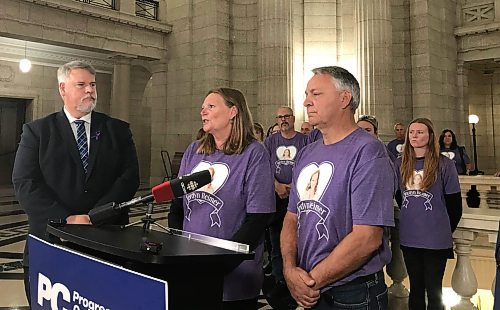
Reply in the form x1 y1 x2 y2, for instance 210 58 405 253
2 0 500 186
0 60 112 120
391 0 413 138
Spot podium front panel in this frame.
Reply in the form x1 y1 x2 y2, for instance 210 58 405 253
29 235 168 310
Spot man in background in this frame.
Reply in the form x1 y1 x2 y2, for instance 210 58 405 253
264 106 308 308
300 121 313 135
387 122 405 158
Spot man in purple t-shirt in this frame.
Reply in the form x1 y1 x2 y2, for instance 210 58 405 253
264 107 308 299
301 121 313 135
387 122 405 158
307 127 323 144
281 66 395 309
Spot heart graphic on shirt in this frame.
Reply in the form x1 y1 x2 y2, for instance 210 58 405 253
441 151 455 160
276 145 297 160
396 143 404 153
191 161 229 194
297 162 334 201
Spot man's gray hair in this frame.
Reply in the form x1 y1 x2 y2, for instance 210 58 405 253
57 60 96 84
312 66 360 112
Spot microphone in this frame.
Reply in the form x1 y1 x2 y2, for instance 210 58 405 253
89 170 212 226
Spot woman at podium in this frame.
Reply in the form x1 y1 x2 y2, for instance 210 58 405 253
168 87 275 310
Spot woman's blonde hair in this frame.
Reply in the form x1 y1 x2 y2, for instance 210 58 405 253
197 88 256 155
400 118 440 192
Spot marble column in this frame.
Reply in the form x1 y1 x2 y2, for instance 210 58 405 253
354 0 393 140
110 55 133 122
149 59 168 186
496 0 500 22
257 0 293 127
457 61 471 154
119 0 135 15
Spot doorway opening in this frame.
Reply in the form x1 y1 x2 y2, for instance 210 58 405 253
0 98 28 186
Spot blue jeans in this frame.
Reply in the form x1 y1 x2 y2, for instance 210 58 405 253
312 271 388 310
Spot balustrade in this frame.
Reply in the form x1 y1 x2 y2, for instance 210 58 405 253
136 0 159 20
74 0 116 10
461 1 495 24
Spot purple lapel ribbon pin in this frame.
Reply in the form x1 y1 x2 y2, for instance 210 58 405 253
91 131 101 141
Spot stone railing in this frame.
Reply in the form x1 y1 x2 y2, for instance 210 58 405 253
455 0 500 37
24 0 171 33
461 0 495 24
459 175 500 209
387 175 500 309
452 207 499 309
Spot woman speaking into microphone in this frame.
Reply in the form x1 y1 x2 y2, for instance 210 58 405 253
168 88 275 310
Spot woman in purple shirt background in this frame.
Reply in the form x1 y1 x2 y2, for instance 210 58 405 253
395 118 462 310
168 87 275 310
438 129 472 175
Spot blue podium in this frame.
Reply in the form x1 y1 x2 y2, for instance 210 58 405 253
31 224 253 309
29 235 168 309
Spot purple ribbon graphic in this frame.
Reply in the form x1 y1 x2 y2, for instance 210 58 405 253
297 200 330 241
402 190 434 210
185 191 224 227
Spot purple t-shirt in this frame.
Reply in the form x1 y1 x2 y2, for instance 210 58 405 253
387 138 405 158
307 128 323 144
440 147 471 175
395 156 461 249
288 128 396 288
264 132 308 184
178 140 275 301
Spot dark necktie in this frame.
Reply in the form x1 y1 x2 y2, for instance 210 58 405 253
74 120 89 174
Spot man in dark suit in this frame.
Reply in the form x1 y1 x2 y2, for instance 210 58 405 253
12 60 140 302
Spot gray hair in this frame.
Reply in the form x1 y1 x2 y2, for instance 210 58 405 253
312 66 360 112
57 60 96 84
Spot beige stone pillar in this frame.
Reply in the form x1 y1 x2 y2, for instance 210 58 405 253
496 0 500 22
157 0 167 22
110 55 132 122
355 0 393 140
457 61 470 151
149 59 168 186
118 0 135 15
257 0 293 128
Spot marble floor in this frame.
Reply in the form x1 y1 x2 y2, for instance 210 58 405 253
0 185 29 309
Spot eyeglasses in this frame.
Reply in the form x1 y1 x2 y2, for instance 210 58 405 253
276 114 293 120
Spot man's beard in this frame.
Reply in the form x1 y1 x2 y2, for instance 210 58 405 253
77 96 97 113
280 122 290 131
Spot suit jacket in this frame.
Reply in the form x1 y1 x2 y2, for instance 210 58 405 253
12 110 140 261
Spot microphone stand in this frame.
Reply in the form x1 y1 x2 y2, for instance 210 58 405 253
122 202 170 234
121 202 172 255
